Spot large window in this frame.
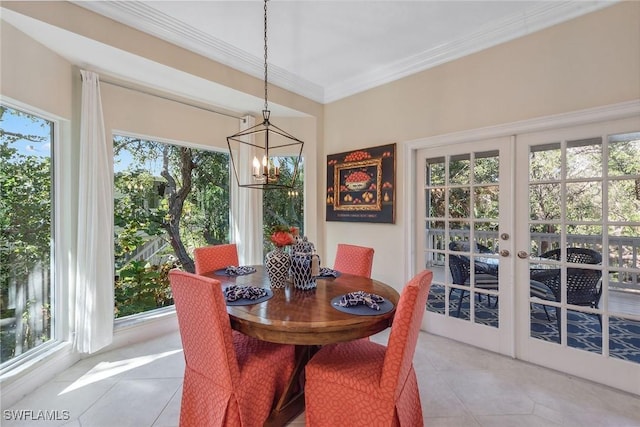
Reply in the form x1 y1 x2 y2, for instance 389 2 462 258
263 158 304 253
113 135 230 318
0 105 54 365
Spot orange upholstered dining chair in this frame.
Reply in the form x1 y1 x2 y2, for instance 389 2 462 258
333 243 375 278
304 270 433 427
169 270 295 427
193 243 239 275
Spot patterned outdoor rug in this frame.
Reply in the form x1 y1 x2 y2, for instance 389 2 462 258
426 284 640 364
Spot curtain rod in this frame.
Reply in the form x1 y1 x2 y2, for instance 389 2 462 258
96 76 245 120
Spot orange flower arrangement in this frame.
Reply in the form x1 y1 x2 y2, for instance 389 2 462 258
270 225 299 247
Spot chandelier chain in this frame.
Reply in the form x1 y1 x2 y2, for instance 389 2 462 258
226 0 303 190
263 0 269 112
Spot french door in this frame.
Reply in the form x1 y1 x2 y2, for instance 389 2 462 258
515 117 640 394
417 137 514 354
416 114 640 395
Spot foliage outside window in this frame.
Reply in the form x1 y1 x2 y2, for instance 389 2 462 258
113 135 230 318
263 158 304 253
0 105 53 364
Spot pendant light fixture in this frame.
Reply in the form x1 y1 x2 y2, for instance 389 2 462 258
227 0 304 190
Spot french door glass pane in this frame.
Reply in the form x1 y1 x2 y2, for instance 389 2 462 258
529 223 561 255
428 188 445 217
449 154 470 185
474 151 499 184
530 143 561 180
566 137 602 179
426 157 445 185
476 221 499 251
474 185 499 219
529 183 561 220
608 132 640 176
566 181 602 221
608 179 640 222
448 188 470 218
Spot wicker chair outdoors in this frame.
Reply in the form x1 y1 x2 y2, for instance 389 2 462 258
449 240 497 274
533 247 603 340
449 240 494 254
538 247 602 265
448 241 556 319
448 253 499 317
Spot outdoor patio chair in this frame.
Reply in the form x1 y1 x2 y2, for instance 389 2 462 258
448 253 499 317
449 240 497 274
538 247 602 265
535 247 603 340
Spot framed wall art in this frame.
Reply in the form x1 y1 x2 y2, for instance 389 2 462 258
326 143 396 223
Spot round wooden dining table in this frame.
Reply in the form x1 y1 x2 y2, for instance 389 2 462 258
202 265 400 426
204 265 400 345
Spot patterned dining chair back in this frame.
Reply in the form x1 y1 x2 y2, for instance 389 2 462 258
193 243 239 275
333 243 375 278
381 270 433 404
304 270 433 426
169 269 295 426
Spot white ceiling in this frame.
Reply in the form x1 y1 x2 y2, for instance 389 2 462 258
2 1 617 115
72 0 615 104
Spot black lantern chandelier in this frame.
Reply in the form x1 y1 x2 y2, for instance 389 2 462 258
227 0 304 190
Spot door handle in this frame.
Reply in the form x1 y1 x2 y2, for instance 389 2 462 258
517 251 529 259
499 249 510 257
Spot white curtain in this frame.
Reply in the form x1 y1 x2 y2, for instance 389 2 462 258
74 70 114 353
233 115 264 265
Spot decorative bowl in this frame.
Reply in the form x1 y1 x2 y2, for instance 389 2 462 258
345 180 369 191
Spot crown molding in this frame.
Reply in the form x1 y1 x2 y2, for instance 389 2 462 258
71 1 325 103
73 1 617 105
324 1 617 103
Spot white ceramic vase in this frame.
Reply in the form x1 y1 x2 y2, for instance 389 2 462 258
265 246 291 288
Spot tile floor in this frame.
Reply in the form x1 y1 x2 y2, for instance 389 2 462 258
3 329 640 427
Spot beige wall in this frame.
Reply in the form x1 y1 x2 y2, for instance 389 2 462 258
1 21 73 118
323 2 640 289
100 84 239 149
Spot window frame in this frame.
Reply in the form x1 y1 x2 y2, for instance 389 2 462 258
0 97 66 373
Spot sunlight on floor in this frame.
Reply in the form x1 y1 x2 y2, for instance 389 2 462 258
60 349 183 394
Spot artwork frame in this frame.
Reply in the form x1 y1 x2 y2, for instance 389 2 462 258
326 143 396 223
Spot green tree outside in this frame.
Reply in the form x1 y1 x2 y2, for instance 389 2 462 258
0 105 53 363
